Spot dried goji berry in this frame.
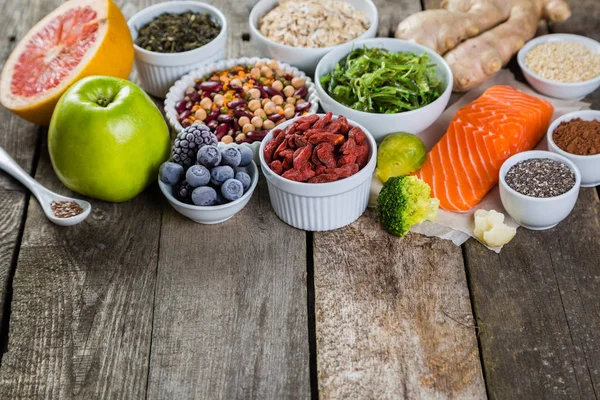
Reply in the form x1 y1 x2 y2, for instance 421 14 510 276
264 140 278 164
325 163 359 178
296 114 319 126
340 138 356 155
274 138 289 159
303 129 325 138
337 153 357 166
286 136 296 150
282 168 316 182
307 173 339 183
356 142 370 168
348 126 366 144
313 112 333 129
308 133 345 146
272 129 284 140
337 116 351 134
326 120 342 133
314 165 327 175
270 160 283 175
293 144 313 170
314 142 336 169
294 134 308 147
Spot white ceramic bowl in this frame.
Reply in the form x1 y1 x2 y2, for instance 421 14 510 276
159 157 259 224
249 0 378 76
547 110 600 187
259 114 377 231
315 38 453 140
517 34 600 100
499 150 581 230
128 1 228 98
164 57 320 163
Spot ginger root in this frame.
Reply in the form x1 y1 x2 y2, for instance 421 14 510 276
395 0 571 92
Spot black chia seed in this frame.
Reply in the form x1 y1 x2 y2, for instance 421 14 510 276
505 158 575 198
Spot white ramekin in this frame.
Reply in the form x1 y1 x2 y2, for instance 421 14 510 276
249 0 378 76
128 1 228 98
499 150 581 231
259 114 377 231
164 57 320 163
315 38 453 140
547 110 600 188
517 34 600 100
159 157 259 224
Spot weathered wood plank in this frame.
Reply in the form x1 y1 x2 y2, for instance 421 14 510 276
373 0 421 38
145 1 310 398
314 209 486 399
464 189 600 400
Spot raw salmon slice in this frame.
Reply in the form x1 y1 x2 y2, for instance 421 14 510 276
415 85 553 212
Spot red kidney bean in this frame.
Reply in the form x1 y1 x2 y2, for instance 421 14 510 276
234 108 253 119
263 86 284 98
257 86 269 98
198 81 222 92
179 110 191 120
202 92 212 98
268 114 285 122
293 87 308 98
215 124 228 140
207 120 219 130
184 87 196 96
227 99 248 109
285 74 293 80
229 83 245 92
217 114 233 123
187 91 201 103
175 100 187 114
247 130 267 141
233 119 241 131
205 109 221 122
182 120 192 128
236 139 253 144
185 101 194 110
295 102 311 112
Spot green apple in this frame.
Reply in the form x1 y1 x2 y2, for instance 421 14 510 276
49 76 170 202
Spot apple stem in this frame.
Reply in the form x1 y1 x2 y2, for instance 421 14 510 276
96 97 111 107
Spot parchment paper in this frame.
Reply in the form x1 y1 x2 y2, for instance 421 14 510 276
370 69 591 252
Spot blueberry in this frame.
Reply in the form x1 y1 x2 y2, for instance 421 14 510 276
191 186 217 206
221 179 244 201
220 147 242 167
186 165 210 187
197 145 221 168
159 162 184 185
238 145 253 167
235 171 252 192
210 165 234 186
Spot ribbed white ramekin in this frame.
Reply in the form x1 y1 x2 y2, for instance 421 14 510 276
259 115 377 231
128 1 228 98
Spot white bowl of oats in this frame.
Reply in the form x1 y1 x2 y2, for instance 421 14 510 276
249 0 378 76
518 34 600 100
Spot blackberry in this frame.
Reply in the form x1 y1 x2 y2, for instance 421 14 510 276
175 180 194 203
172 125 217 167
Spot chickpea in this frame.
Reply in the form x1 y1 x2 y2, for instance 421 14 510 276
236 133 247 141
248 88 261 99
283 85 295 98
200 97 212 110
248 99 261 111
251 116 263 128
264 101 277 115
242 123 255 134
254 108 266 118
194 109 207 120
238 116 250 127
250 67 261 79
296 98 305 105
261 66 273 78
275 68 285 77
271 95 284 105
261 98 270 107
284 103 295 110
267 59 279 69
213 94 225 106
284 107 295 119
286 96 296 105
263 119 275 130
230 78 242 87
192 119 204 125
291 77 305 88
221 135 234 144
255 60 266 68
271 80 284 91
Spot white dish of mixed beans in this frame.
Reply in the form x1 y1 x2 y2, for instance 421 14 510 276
164 57 319 146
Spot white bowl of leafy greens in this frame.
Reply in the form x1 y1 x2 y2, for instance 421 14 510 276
315 38 453 140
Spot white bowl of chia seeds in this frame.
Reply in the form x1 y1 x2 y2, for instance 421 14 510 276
499 150 581 231
517 34 600 100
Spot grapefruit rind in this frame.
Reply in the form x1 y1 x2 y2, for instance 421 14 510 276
0 0 134 125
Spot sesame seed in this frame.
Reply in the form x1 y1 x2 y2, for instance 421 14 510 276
524 41 600 83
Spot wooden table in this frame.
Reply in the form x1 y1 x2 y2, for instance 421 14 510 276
0 0 599 398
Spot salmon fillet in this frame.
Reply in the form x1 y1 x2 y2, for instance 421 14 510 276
415 85 553 212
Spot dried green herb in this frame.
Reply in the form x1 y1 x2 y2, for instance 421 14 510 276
135 11 221 53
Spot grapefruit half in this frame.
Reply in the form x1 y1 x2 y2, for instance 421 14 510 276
0 0 134 125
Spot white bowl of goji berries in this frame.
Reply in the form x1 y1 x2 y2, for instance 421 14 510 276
259 113 377 231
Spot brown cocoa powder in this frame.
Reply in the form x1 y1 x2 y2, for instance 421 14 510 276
552 118 600 156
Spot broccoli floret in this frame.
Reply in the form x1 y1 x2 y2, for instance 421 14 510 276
376 176 440 237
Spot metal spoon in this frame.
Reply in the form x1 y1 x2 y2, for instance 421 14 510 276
0 146 91 226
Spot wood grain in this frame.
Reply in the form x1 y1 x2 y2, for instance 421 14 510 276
313 209 486 399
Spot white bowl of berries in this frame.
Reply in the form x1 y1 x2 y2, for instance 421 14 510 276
158 126 259 224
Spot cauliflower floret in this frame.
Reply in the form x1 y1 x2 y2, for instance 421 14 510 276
473 209 516 247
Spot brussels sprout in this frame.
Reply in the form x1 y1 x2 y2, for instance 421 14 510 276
376 132 427 183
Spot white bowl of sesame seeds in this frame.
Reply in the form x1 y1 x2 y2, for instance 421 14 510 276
518 34 600 100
